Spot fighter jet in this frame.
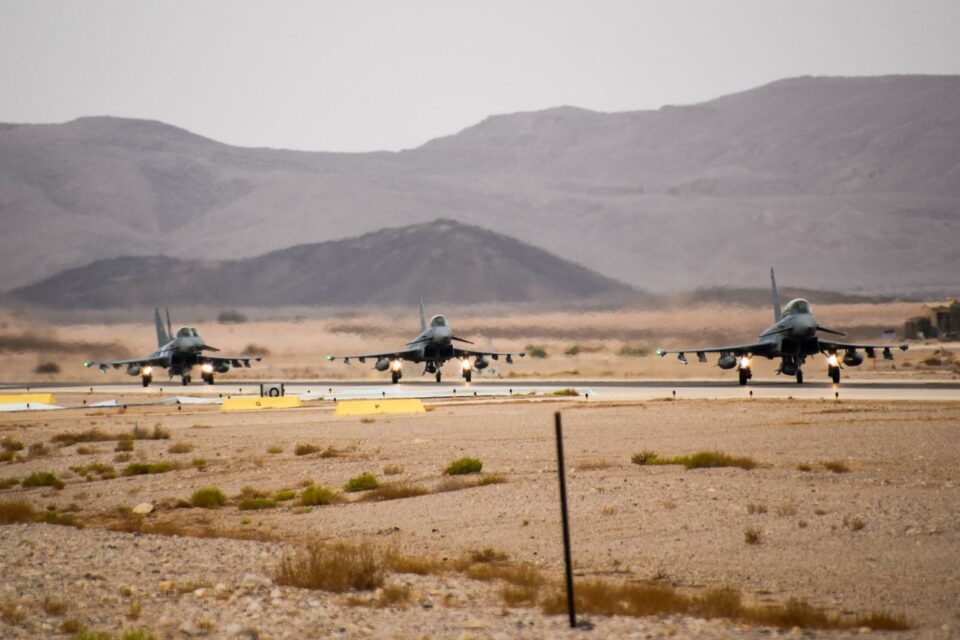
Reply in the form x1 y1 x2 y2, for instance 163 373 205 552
655 269 907 385
326 297 524 383
83 308 261 386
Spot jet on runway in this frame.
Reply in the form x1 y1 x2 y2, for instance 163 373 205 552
656 269 907 385
84 308 261 386
327 298 524 383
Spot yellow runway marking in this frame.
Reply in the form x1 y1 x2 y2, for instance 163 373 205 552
335 399 425 416
0 393 56 405
221 396 303 411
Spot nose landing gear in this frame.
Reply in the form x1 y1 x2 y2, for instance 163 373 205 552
181 374 191 386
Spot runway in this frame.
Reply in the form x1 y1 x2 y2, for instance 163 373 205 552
2 378 958 408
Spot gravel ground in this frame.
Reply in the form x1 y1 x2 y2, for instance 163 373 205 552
1 397 959 638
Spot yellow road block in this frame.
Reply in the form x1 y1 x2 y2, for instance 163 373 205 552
221 396 303 412
335 399 425 416
0 393 56 405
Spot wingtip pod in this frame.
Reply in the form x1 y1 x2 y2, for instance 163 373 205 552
655 349 666 357
326 355 335 362
83 360 92 368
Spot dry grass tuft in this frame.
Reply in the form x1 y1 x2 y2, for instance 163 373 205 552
344 472 379 493
21 471 65 489
51 428 118 446
0 597 26 625
444 457 483 475
576 459 613 471
0 477 18 490
132 424 170 440
60 617 85 633
359 481 429 502
542 579 689 617
633 449 757 469
476 474 508 486
744 526 763 545
167 443 193 454
776 503 798 517
469 547 509 564
0 498 35 524
122 462 177 476
42 594 69 616
796 462 813 472
375 583 412 608
190 487 227 509
1 437 24 452
275 542 384 592
299 485 338 506
267 445 283 454
382 464 403 476
747 503 767 515
823 460 850 473
238 498 277 511
385 552 444 576
294 443 322 456
843 515 866 531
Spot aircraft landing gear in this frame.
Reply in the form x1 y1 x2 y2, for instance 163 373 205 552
796 369 804 384
738 369 749 386
181 374 191 386
463 370 472 383
391 371 400 384
141 375 152 388
202 373 214 385
828 366 840 384
435 371 442 383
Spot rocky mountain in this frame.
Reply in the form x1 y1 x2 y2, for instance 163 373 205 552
2 75 959 294
10 220 634 308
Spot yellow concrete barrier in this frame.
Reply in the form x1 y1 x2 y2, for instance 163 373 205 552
0 393 56 405
221 396 303 412
335 399 425 416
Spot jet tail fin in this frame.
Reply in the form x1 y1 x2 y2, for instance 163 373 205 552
418 294 426 332
770 267 783 322
165 307 172 341
155 307 170 347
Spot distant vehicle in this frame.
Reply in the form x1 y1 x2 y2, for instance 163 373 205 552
327 297 524 383
84 308 261 386
656 269 907 385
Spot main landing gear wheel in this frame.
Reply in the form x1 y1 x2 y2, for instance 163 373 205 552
141 376 152 388
181 374 191 386
391 371 400 384
464 370 472 383
202 374 214 385
738 369 749 386
829 366 840 384
796 370 804 385
435 371 442 383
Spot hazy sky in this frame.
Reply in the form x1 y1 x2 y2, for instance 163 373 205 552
1 1 958 151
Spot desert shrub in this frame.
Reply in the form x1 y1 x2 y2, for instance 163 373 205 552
192 458 207 469
477 474 507 486
122 462 176 476
796 463 812 472
238 498 277 511
923 356 942 366
131 424 170 440
843 515 866 531
294 443 322 456
114 453 132 463
776 503 797 517
470 547 509 564
167 443 193 454
275 542 384 592
375 583 412 608
618 344 650 357
237 486 269 500
630 450 660 465
344 473 379 492
299 485 336 506
70 463 117 481
21 471 64 489
51 428 120 446
60 618 84 634
542 579 689 617
115 439 134 452
525 345 548 359
273 489 296 501
0 499 36 524
1 597 26 625
382 464 403 476
444 457 483 475
0 451 13 463
267 445 283 454
27 442 49 457
0 477 19 490
217 309 247 324
190 487 227 509
1 437 24 452
319 446 343 458
747 503 767 515
551 388 579 396
359 482 429 502
744 526 762 545
385 552 444 576
42 594 68 615
823 460 849 473
677 451 756 470
34 361 61 374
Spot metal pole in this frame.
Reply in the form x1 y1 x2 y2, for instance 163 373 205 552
554 411 577 628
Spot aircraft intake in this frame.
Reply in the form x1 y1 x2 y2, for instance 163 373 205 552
375 358 391 372
843 351 864 367
717 354 737 370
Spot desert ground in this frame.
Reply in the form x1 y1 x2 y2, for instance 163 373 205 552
1 392 959 639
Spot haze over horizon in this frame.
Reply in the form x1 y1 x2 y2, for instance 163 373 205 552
2 0 959 152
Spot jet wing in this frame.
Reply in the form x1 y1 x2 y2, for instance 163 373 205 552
817 340 908 360
83 356 166 372
325 349 422 364
656 342 776 363
452 347 525 363
199 355 262 368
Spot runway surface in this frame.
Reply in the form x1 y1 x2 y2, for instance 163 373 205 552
2 378 958 406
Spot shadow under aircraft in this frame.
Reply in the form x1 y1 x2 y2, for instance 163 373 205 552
656 269 907 384
84 308 261 386
327 297 524 383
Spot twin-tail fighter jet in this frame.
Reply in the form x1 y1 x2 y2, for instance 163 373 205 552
656 269 907 385
326 297 524 383
84 308 261 386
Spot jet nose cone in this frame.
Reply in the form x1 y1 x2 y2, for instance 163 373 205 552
793 316 817 338
434 326 452 343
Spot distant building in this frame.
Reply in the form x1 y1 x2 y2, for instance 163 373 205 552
904 300 960 339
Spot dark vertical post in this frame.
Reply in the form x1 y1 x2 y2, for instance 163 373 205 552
554 411 577 628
